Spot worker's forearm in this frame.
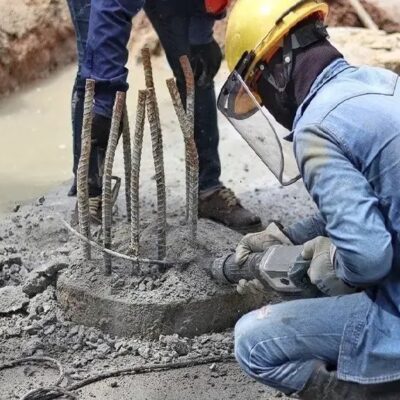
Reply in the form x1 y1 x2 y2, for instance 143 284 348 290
283 213 327 245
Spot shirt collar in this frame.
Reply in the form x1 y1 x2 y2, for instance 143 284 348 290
284 58 352 141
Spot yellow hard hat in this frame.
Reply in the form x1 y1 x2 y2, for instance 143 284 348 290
225 0 329 81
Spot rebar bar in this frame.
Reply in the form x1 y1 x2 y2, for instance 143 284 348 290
180 56 198 241
77 79 95 260
130 90 147 266
146 88 167 260
102 91 126 275
122 103 132 222
61 219 174 267
166 78 190 220
166 56 199 241
141 47 154 89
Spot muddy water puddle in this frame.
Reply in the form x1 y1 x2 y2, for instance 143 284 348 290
0 67 76 214
0 58 174 215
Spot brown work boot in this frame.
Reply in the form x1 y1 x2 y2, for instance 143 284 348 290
198 187 262 234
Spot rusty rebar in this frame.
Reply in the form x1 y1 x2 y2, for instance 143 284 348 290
102 91 126 275
130 90 147 264
122 103 132 222
146 88 167 260
141 47 154 89
166 78 190 219
167 56 199 241
180 56 198 241
77 79 95 260
61 219 174 267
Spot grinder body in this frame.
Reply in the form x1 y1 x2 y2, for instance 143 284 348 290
211 245 319 296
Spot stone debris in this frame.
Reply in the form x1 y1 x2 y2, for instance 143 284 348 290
0 286 29 314
22 259 68 297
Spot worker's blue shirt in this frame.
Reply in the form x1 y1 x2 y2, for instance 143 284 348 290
291 58 400 383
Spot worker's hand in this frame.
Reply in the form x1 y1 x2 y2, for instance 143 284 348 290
235 222 292 266
302 237 357 296
237 278 265 296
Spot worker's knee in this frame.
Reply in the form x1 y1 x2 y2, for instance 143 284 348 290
235 307 277 374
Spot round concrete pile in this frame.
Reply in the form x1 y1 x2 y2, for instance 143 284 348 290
57 219 268 339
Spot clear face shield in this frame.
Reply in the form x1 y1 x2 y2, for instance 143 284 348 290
217 57 301 186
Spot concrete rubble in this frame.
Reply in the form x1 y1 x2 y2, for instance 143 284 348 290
0 286 29 314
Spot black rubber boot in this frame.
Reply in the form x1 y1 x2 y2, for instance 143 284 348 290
299 363 400 400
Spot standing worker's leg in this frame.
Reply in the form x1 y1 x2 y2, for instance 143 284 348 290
235 293 365 396
189 17 222 192
78 0 143 217
145 3 261 233
66 0 91 197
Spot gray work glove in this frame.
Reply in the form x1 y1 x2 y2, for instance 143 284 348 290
235 222 292 297
235 222 292 266
302 237 357 296
237 278 265 296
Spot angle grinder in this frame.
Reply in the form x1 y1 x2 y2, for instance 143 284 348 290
210 245 321 297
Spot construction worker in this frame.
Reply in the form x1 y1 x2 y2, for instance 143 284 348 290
218 0 400 398
68 0 262 233
66 0 90 198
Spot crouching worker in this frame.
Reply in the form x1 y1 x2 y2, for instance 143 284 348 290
217 0 400 398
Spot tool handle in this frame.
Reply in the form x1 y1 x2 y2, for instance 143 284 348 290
221 253 264 284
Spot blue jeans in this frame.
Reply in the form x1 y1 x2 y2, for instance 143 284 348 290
235 292 365 395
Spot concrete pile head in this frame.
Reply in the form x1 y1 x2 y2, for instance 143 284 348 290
66 48 265 340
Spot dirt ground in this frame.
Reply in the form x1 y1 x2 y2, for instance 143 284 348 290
1 1 400 399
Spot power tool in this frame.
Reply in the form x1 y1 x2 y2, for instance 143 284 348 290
210 245 321 297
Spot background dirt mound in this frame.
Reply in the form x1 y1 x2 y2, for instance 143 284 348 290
326 0 400 33
0 0 75 96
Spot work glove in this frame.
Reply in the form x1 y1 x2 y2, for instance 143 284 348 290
301 237 357 296
237 278 265 296
235 222 292 266
190 40 222 88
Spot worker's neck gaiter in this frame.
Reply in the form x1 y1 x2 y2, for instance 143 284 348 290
257 39 343 130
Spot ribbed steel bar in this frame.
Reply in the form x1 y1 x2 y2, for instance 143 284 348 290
122 103 132 222
166 78 190 220
130 90 147 265
141 47 154 90
102 91 126 275
146 88 167 260
180 56 199 240
77 79 95 260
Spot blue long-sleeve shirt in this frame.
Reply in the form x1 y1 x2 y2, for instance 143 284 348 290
288 58 400 383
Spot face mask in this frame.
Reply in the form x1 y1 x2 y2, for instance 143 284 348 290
256 64 297 130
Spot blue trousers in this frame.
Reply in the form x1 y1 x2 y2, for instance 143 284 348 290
68 0 222 192
66 0 90 180
235 292 365 395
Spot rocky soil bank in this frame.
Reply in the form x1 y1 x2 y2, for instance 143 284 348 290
0 0 75 95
